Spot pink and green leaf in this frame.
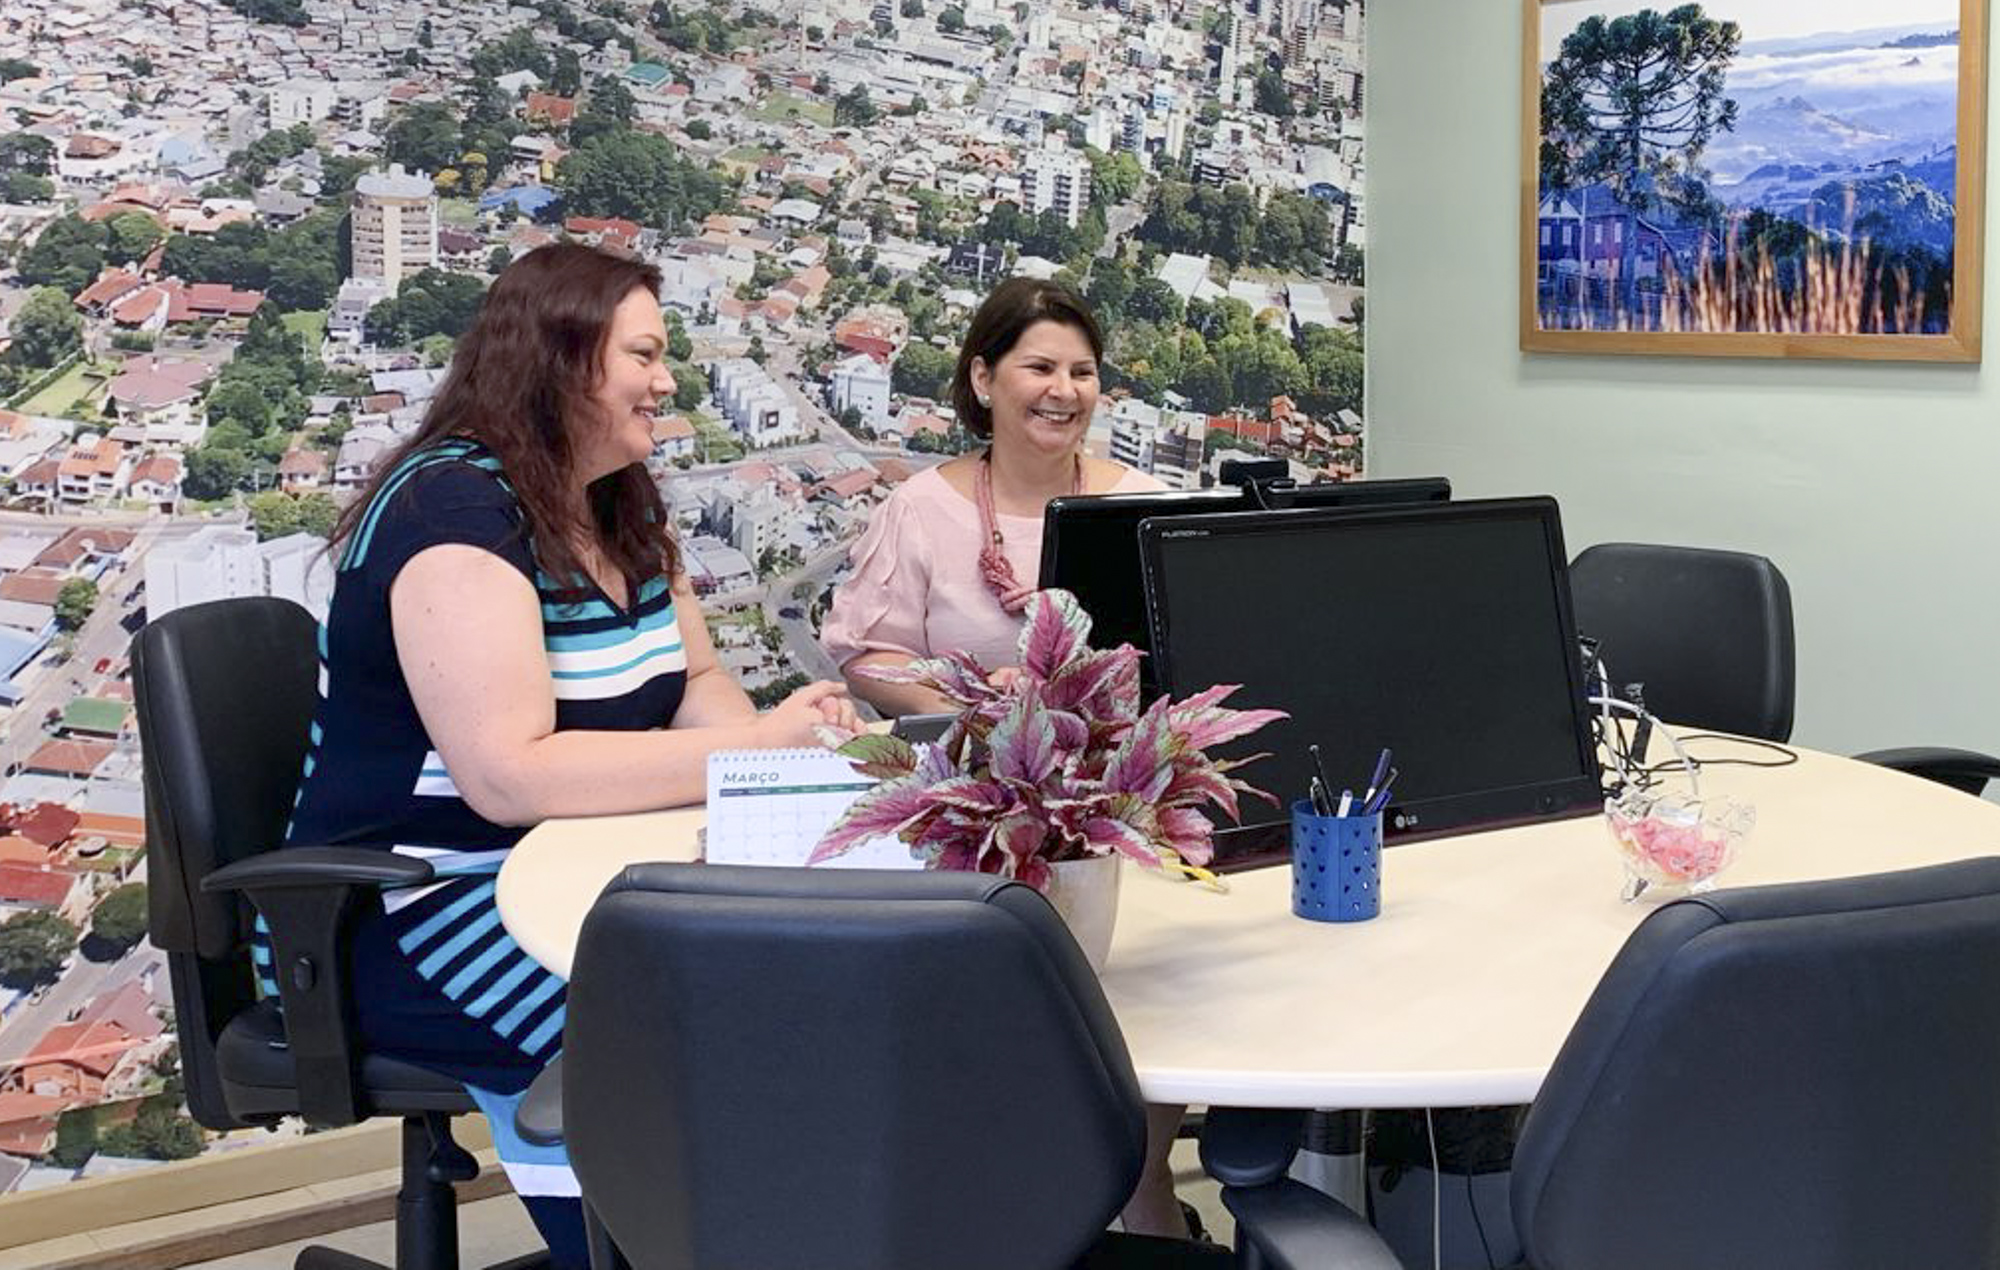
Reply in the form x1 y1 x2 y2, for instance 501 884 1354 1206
809 778 941 864
989 689 1060 786
1043 644 1140 713
1045 707 1090 753
1102 696 1176 799
1080 815 1162 866
994 811 1049 865
835 731 918 780
1158 807 1216 866
1016 589 1094 680
921 775 1015 815
1169 685 1290 752
1162 763 1241 820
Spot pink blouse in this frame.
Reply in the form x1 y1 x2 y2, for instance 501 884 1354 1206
821 463 1166 673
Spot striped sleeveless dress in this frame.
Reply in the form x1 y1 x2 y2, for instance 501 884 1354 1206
269 439 687 1266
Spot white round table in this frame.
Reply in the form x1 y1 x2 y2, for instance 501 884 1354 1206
496 742 2000 1108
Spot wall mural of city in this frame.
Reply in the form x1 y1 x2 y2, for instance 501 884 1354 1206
0 0 1365 1195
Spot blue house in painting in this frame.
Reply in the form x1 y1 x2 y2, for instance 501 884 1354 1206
1536 185 1719 283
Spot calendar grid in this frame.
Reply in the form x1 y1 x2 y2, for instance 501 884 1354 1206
704 749 918 870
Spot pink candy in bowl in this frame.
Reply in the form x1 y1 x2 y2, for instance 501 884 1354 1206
1605 788 1756 900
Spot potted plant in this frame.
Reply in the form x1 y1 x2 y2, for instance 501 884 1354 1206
811 589 1284 966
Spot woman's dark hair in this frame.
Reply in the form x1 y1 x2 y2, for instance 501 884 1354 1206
948 277 1104 440
331 241 677 591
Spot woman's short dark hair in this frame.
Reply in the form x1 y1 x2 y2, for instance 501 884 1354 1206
948 277 1105 440
332 241 677 590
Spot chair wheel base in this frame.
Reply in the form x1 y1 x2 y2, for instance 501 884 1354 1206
293 1243 550 1269
295 1247 388 1270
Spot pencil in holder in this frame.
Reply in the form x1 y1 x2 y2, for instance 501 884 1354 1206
1290 798 1382 922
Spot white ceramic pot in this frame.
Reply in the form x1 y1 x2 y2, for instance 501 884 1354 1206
1041 855 1123 972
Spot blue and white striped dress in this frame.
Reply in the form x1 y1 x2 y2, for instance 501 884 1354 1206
273 439 686 1264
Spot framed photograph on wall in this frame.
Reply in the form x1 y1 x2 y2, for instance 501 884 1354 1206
1522 0 1989 361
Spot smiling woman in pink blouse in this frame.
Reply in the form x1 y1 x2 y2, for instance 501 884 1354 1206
822 278 1164 719
820 280 1198 1241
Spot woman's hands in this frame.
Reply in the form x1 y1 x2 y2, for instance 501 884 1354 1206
756 680 861 746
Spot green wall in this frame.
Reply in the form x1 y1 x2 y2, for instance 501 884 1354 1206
1368 0 2000 759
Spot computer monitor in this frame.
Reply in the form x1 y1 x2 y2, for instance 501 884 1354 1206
1038 477 1452 690
1140 496 1601 863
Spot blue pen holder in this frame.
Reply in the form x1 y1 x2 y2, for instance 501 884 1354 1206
1291 798 1382 922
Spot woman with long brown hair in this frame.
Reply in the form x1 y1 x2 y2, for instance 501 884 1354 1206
286 242 855 1266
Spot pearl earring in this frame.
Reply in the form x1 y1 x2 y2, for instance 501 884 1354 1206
977 394 991 407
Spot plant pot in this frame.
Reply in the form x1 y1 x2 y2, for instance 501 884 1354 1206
1042 855 1122 972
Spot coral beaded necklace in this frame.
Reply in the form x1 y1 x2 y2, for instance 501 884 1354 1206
972 446 1084 612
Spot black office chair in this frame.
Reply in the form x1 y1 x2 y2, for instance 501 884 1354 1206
1264 859 2000 1270
1570 541 2000 793
1567 541 1796 742
1851 746 2000 798
541 864 1381 1270
1509 857 2000 1270
133 596 544 1270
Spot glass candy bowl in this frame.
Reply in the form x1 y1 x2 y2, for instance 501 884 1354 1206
1605 788 1756 900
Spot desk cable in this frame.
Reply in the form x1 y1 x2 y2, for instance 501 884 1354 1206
1414 1108 1499 1270
1466 1170 1497 1269
1643 732 1800 777
1592 701 1802 791
1424 1108 1440 1270
1589 695 1703 798
1583 645 1800 789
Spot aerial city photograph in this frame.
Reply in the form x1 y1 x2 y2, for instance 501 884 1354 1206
0 0 1366 1209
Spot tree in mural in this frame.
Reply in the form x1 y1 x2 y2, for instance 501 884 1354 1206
86 883 149 956
54 578 97 631
0 910 76 989
1540 5 1739 315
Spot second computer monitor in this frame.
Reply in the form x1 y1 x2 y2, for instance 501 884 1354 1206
1140 496 1601 860
1038 477 1451 687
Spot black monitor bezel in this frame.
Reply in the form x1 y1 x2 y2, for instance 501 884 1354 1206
1138 495 1603 864
1037 477 1455 591
1038 487 1244 592
1037 478 1455 697
1259 476 1453 513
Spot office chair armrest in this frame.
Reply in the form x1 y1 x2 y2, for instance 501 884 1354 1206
201 846 436 893
1223 1178 1403 1270
1855 747 2000 797
516 1055 564 1147
201 847 435 1128
1198 1106 1305 1187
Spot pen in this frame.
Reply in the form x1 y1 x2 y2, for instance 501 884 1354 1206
1336 788 1353 817
1309 775 1333 816
1309 745 1334 809
1363 767 1398 816
1363 747 1392 807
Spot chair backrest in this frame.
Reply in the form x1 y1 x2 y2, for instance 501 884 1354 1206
562 863 1148 1270
1512 858 2000 1270
1568 542 1794 741
131 595 319 1123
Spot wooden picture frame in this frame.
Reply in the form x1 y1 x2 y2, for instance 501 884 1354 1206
1522 0 1989 361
